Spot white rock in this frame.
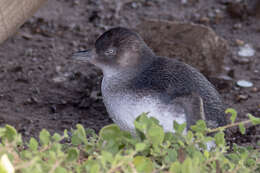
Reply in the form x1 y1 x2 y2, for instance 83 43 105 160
238 44 255 57
181 0 188 4
53 76 67 83
236 80 253 88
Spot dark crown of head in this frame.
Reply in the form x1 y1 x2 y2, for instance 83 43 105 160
95 27 141 52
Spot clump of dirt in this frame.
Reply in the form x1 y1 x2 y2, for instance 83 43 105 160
0 0 259 146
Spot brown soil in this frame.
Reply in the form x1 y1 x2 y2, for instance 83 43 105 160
0 0 259 146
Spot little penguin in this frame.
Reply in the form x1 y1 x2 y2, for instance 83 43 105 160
72 27 227 133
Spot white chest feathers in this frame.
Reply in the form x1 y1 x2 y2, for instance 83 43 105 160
101 84 186 133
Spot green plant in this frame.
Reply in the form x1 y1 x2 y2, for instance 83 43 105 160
0 108 259 173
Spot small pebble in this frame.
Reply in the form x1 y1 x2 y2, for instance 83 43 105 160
235 39 244 46
181 0 188 4
227 2 247 19
233 23 242 30
236 80 253 88
131 2 138 8
214 9 224 23
21 32 33 40
208 11 215 18
219 0 232 4
232 56 250 64
25 48 34 57
251 87 258 92
72 0 79 6
236 94 248 101
50 105 57 113
56 66 62 73
53 76 67 83
238 44 255 57
199 16 210 24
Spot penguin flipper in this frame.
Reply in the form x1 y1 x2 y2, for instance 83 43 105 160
172 92 205 129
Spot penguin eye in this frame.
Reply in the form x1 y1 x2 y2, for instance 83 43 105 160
104 48 116 56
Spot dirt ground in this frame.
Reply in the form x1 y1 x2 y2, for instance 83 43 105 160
0 0 259 146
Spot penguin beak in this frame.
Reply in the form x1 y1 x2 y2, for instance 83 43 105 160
72 49 97 62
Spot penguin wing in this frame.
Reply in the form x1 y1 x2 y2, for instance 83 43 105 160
169 92 205 128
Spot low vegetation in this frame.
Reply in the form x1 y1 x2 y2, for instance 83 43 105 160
0 109 259 173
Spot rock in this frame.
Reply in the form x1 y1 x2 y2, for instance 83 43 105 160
199 16 210 24
131 2 138 8
72 0 79 6
236 94 249 101
251 87 258 92
50 105 57 113
227 1 247 19
233 23 242 30
236 80 253 88
223 66 235 78
232 56 251 64
21 32 33 40
238 44 255 57
235 39 244 46
219 0 232 5
53 76 67 83
136 19 229 77
214 9 225 23
181 0 188 4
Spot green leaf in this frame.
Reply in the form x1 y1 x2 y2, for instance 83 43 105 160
239 123 246 135
227 153 240 163
99 124 122 141
247 114 260 125
225 108 237 124
135 143 147 152
147 122 164 147
173 121 186 134
29 138 38 151
67 148 79 161
101 151 113 163
4 125 17 142
245 158 256 167
204 150 210 159
170 161 181 173
71 124 87 145
52 133 62 142
190 120 207 133
63 129 69 138
186 131 194 144
149 116 160 125
0 128 5 138
133 156 154 173
85 160 100 173
134 113 150 134
55 167 67 173
214 131 225 147
165 149 177 163
181 157 193 173
134 114 165 147
90 163 100 173
39 129 50 146
76 124 87 142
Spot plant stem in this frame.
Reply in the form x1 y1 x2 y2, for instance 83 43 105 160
207 120 251 134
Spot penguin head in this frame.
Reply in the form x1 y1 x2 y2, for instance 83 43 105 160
72 27 154 76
